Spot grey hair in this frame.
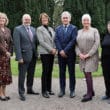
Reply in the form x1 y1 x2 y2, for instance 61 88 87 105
61 11 71 20
82 14 91 23
22 14 31 21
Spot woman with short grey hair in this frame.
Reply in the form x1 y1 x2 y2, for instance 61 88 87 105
76 14 100 102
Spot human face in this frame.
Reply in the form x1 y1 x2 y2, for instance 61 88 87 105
107 23 110 33
41 15 49 25
0 17 6 27
82 18 91 29
22 16 31 26
61 16 70 25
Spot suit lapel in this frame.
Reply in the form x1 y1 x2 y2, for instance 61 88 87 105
41 26 53 41
21 25 30 41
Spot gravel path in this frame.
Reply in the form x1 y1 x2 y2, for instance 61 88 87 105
0 76 110 110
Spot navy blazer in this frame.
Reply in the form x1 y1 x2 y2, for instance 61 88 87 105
55 24 77 55
13 25 38 62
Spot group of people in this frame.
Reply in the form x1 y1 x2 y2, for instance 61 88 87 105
0 11 110 104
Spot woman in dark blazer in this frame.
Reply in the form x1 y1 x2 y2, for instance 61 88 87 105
101 21 110 101
36 13 56 98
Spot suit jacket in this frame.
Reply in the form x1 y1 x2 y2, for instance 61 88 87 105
55 24 77 56
36 25 55 54
13 25 38 62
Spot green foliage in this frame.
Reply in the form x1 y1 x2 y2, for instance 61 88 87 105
63 0 110 35
11 59 102 78
0 0 55 30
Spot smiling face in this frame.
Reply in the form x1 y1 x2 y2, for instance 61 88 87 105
82 18 91 29
0 17 6 27
61 16 70 25
22 14 31 26
41 15 49 25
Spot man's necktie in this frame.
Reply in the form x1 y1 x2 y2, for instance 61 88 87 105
64 25 67 33
27 27 33 42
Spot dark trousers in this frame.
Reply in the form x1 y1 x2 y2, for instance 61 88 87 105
18 55 37 95
40 54 54 93
58 54 76 92
102 55 110 97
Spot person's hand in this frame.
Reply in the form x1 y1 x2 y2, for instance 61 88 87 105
51 49 57 55
6 52 11 58
84 54 90 59
18 59 24 64
79 53 85 60
60 50 67 58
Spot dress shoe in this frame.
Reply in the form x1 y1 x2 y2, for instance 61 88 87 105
19 94 26 101
101 96 110 100
81 96 92 102
83 91 95 97
70 91 75 98
42 92 50 98
27 90 39 95
48 91 55 95
0 96 8 101
58 91 65 98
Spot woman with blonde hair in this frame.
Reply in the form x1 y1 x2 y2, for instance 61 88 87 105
0 12 13 101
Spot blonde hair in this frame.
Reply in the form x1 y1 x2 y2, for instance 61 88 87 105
0 12 9 25
39 13 50 22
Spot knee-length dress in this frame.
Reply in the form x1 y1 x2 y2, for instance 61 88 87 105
76 27 100 72
0 27 12 85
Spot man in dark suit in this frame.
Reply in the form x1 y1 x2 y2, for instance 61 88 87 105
13 14 39 101
55 11 77 98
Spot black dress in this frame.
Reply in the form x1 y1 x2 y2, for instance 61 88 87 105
101 33 110 97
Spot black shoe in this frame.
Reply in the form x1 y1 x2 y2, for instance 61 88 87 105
27 90 39 95
48 91 55 95
0 96 8 101
19 94 26 101
83 91 95 97
5 96 10 100
81 96 92 102
101 96 110 100
70 91 75 98
58 91 65 98
42 92 50 98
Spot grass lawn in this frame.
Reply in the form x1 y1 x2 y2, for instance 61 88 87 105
11 58 102 78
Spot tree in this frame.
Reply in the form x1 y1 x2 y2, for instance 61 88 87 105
63 0 106 34
0 0 55 30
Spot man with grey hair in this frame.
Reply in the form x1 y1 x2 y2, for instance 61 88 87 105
13 14 39 101
55 11 77 98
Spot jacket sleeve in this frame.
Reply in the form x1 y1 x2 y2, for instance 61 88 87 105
64 27 77 54
36 28 53 53
13 27 22 61
55 28 63 52
88 29 100 56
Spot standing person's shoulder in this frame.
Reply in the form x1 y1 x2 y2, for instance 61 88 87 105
69 24 77 29
90 27 99 33
36 25 43 31
5 27 11 32
55 25 62 31
14 25 23 31
30 26 36 30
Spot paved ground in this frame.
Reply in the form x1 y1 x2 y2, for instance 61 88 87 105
0 76 110 110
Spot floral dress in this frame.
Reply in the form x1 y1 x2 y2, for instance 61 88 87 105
0 27 13 85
